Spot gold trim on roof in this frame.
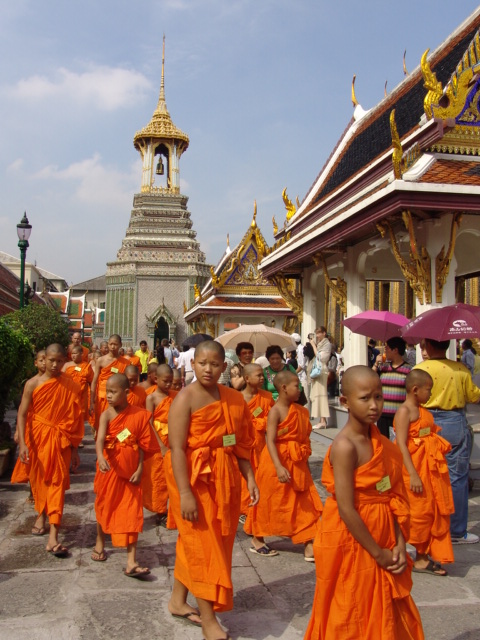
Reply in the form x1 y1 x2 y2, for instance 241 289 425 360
282 188 297 221
351 74 358 107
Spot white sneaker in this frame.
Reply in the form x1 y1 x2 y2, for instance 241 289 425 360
451 532 479 544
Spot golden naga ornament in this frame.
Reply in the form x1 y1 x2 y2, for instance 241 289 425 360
282 188 297 221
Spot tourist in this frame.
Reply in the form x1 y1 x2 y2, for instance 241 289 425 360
461 339 476 377
135 340 151 381
309 327 331 428
230 341 255 391
262 345 299 401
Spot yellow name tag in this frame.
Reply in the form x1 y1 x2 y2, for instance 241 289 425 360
278 427 288 436
161 423 169 436
223 434 236 447
111 367 119 374
376 476 391 493
419 427 431 437
75 366 82 372
252 406 263 417
117 428 131 442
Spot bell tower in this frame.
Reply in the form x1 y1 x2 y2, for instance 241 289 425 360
104 38 210 347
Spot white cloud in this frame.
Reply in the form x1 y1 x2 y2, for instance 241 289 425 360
33 154 140 207
7 158 24 171
6 66 152 111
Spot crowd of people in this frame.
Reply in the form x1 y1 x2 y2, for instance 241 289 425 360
10 326 480 639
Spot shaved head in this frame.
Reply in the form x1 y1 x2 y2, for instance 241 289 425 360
108 373 129 390
156 364 173 376
125 365 139 376
405 369 433 392
341 365 379 397
147 362 158 373
243 363 263 378
273 369 298 391
46 343 66 357
195 340 225 361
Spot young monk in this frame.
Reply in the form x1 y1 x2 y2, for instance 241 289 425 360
125 346 142 374
93 373 160 575
142 364 176 526
99 340 109 356
394 369 454 577
240 364 276 556
15 344 83 557
12 350 46 499
63 345 94 422
252 370 322 561
305 365 424 639
139 362 158 394
171 367 183 391
90 334 130 431
165 340 258 640
125 365 147 408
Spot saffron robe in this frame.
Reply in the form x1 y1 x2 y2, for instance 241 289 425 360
11 405 34 484
252 403 322 543
13 375 83 525
241 389 274 518
164 385 254 612
305 426 424 640
93 356 130 429
64 362 94 421
126 354 142 374
94 405 160 546
394 407 454 562
141 390 177 513
146 385 156 396
68 344 89 363
127 385 147 408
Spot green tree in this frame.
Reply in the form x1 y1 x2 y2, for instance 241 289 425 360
3 304 70 351
0 320 34 422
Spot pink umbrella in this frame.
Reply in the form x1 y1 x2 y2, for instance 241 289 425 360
402 303 480 343
342 310 410 341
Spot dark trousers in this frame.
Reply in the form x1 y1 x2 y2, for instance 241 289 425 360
377 414 393 439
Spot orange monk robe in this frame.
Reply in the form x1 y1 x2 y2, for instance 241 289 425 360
252 403 322 543
305 426 424 640
93 356 130 429
94 405 160 547
13 375 83 526
394 407 454 563
64 362 94 421
141 390 177 513
164 385 254 612
241 389 274 516
146 385 156 396
126 385 147 408
11 406 33 484
126 355 142 374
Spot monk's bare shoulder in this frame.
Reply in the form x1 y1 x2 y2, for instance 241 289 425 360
330 432 358 468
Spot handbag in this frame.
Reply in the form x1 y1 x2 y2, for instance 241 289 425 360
310 360 322 379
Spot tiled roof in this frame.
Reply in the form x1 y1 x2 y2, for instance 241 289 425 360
0 262 21 316
71 274 106 291
419 159 480 185
303 15 480 215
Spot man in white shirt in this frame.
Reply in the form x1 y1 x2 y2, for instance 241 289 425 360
177 344 195 385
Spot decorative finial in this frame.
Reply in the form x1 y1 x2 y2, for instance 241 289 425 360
403 50 408 76
272 216 278 235
421 48 443 119
384 80 388 98
390 109 403 180
226 233 230 248
155 35 167 113
351 74 358 107
251 200 257 227
282 188 296 221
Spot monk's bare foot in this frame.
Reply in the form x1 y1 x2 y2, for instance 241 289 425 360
168 601 201 626
202 617 229 640
124 565 150 579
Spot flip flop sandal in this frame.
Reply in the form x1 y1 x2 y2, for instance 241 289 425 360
412 560 448 576
250 545 279 557
304 555 315 563
31 526 47 536
171 610 202 627
123 566 150 579
47 544 69 558
91 549 107 562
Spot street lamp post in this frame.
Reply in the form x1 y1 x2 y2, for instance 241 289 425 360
16 212 32 310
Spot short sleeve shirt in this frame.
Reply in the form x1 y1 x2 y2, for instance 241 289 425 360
415 359 480 409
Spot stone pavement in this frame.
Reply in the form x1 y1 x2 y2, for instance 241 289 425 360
0 408 480 639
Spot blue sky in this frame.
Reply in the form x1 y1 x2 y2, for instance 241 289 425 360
1 0 478 284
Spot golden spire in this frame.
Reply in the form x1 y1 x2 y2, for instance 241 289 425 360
351 74 358 107
251 201 257 228
403 50 408 76
133 36 189 149
227 233 230 249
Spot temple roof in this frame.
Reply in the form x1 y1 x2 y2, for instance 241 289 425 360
261 8 480 276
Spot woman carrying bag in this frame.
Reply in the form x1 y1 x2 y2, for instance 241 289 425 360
309 327 331 428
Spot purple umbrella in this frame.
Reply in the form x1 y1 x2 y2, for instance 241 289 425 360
342 310 410 341
401 303 480 343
